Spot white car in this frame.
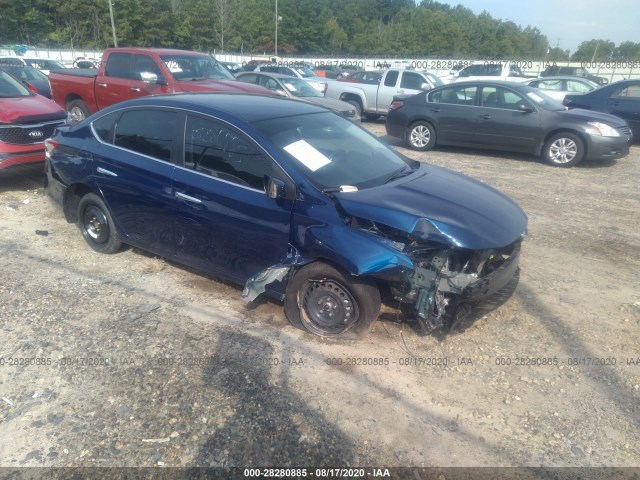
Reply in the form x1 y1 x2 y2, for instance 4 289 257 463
257 64 328 95
524 76 599 102
453 61 530 82
0 56 67 75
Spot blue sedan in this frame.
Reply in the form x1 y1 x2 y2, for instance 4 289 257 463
45 93 527 339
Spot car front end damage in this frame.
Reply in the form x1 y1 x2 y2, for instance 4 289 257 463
392 235 522 332
243 164 527 335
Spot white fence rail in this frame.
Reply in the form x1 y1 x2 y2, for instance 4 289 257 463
2 47 638 83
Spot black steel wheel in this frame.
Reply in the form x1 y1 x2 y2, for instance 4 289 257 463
77 193 122 254
284 262 380 339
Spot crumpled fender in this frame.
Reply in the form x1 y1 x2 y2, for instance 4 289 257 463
295 223 414 278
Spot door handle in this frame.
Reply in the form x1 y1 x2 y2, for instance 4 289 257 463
175 192 202 204
96 167 118 177
130 87 141 92
481 114 492 120
97 83 107 88
430 108 441 113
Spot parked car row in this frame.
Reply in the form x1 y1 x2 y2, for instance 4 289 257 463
2 48 637 342
385 80 634 167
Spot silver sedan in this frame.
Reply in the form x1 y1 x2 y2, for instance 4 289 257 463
524 76 599 102
236 72 360 121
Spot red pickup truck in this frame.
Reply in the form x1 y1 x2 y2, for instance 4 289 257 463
49 48 274 122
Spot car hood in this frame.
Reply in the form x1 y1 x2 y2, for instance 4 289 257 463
558 106 627 126
334 164 527 250
176 79 276 95
0 96 66 124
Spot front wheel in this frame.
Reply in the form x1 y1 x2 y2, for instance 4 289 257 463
77 193 122 254
543 132 584 167
284 262 381 339
67 99 90 123
407 121 436 151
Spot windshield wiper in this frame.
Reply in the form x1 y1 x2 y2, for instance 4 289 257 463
382 166 413 184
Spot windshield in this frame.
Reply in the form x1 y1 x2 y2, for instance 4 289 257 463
252 112 416 191
159 54 235 81
3 66 48 81
280 77 321 97
25 59 66 70
518 86 566 111
0 70 32 97
295 67 317 78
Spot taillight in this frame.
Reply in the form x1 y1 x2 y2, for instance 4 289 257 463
389 100 404 110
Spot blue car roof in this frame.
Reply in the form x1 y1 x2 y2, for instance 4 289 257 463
109 93 325 123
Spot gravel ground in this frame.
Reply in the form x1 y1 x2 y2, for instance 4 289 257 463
0 120 639 472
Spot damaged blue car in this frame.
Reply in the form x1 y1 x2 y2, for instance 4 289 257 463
45 93 527 339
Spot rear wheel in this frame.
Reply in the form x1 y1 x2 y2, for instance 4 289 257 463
67 99 89 123
77 193 122 254
343 99 362 118
284 262 381 339
407 121 436 151
543 132 584 167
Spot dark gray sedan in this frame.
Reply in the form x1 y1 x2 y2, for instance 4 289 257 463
236 72 360 121
386 81 632 167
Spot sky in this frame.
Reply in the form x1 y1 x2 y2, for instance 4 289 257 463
440 0 639 53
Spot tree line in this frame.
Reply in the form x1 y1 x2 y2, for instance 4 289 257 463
1 0 639 61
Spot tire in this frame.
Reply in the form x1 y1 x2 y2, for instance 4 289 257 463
543 132 584 167
364 113 380 121
344 99 362 118
67 99 90 123
284 262 381 340
77 193 122 254
407 121 436 151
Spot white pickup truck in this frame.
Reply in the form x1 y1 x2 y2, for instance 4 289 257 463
324 68 444 119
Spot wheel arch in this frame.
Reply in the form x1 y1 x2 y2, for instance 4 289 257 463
539 128 589 157
62 183 100 223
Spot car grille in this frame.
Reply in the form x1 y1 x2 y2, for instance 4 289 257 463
0 120 65 146
617 126 632 138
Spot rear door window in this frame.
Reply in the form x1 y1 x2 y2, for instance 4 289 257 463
111 109 177 162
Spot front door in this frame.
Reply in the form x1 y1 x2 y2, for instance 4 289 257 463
474 86 541 152
171 114 293 282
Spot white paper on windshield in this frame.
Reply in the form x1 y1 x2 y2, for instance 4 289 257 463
283 82 298 92
284 140 331 172
526 92 545 103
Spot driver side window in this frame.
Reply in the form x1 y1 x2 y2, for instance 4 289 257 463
184 115 271 191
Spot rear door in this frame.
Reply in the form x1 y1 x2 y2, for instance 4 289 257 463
171 113 293 282
426 84 480 145
90 107 179 255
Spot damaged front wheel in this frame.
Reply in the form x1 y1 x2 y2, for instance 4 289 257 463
284 262 381 339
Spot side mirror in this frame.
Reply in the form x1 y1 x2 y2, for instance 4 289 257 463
267 177 286 199
420 82 431 91
518 103 534 113
139 71 166 84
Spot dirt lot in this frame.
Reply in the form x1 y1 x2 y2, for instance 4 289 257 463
0 120 639 472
